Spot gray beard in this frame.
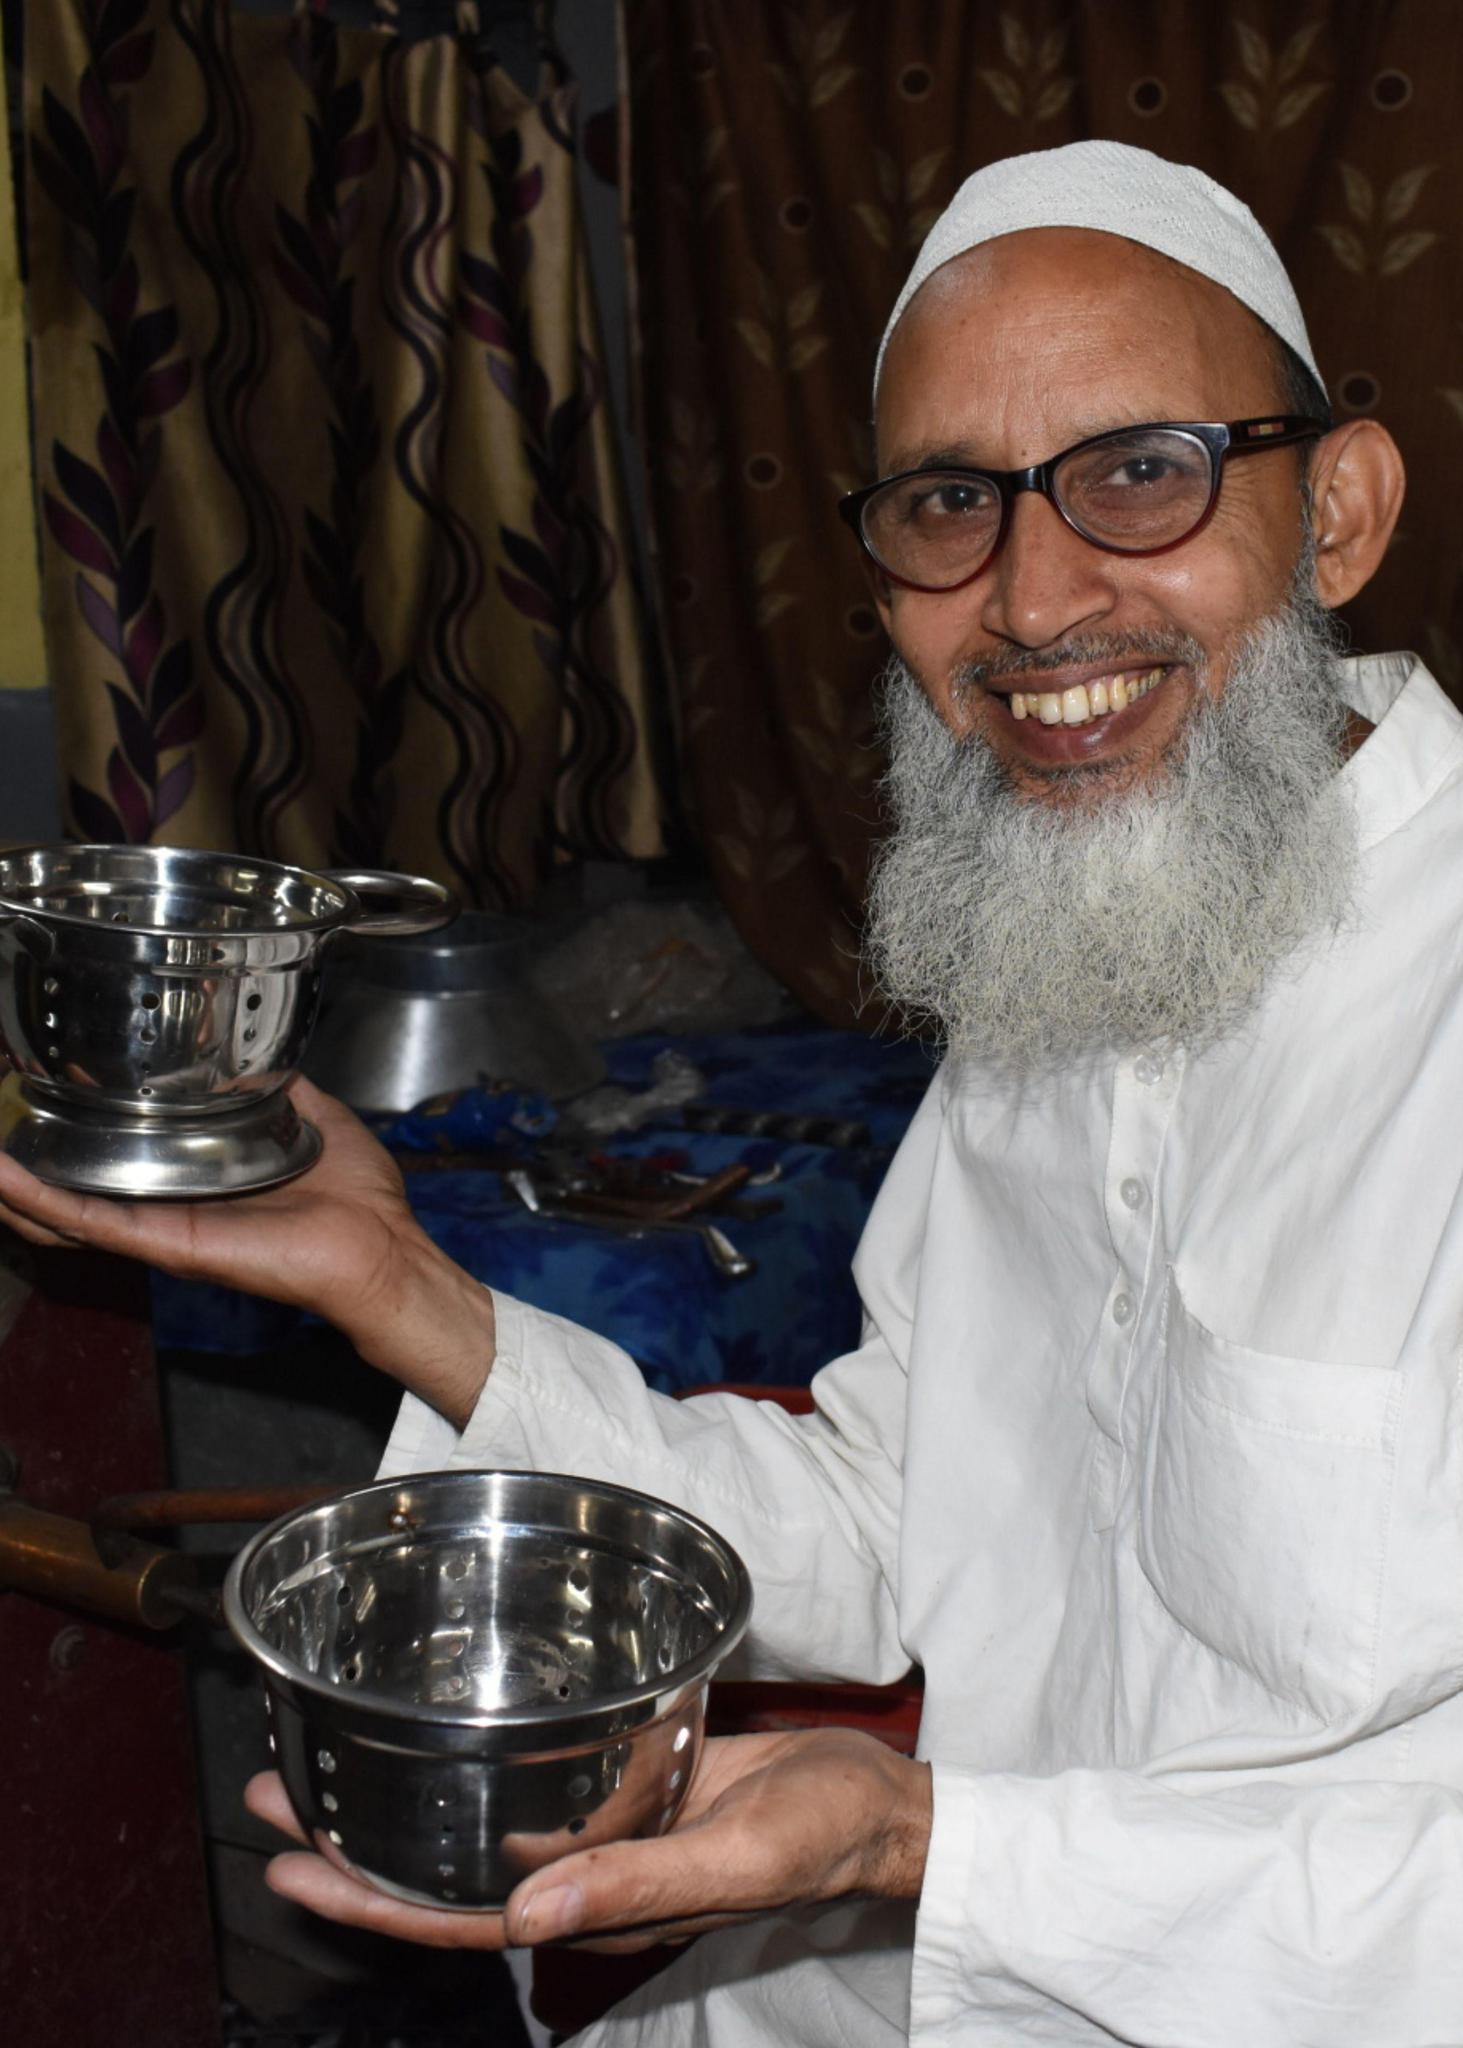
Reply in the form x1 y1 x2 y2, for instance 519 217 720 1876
865 589 1358 1077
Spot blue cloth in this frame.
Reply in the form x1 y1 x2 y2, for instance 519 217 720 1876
150 1023 935 1391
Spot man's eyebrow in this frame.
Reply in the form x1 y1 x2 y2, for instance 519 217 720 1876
881 439 990 474
879 415 1186 477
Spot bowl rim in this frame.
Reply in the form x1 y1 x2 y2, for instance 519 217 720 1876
221 1467 754 1732
0 841 354 939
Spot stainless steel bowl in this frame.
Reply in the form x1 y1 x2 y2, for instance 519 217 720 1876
223 1470 752 1909
0 844 455 1194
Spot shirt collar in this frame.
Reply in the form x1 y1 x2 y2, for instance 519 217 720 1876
1337 653 1463 855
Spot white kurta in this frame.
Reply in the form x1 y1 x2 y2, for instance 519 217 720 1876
383 653 1463 2044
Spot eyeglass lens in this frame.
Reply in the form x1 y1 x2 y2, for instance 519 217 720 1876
863 427 1216 589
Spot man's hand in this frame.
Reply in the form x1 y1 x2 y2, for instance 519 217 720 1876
246 1728 932 1953
0 1076 494 1424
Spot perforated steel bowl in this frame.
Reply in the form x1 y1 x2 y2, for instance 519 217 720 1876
0 844 454 1193
223 1470 753 1909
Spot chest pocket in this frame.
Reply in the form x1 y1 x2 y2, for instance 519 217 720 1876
1135 1274 1402 1723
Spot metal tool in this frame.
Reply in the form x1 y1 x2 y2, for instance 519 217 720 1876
505 1169 755 1278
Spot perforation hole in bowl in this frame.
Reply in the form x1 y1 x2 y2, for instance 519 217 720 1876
336 1584 353 1606
245 990 262 1010
140 992 161 1010
43 976 58 995
243 1026 257 1043
140 1028 156 1045
569 1566 589 1592
342 1659 361 1683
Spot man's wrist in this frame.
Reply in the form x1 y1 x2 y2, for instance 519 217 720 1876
878 1754 934 1900
341 1229 496 1430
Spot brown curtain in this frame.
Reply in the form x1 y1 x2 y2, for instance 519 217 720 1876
626 0 1463 1025
25 0 666 905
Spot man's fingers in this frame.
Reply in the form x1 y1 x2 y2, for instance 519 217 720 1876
564 1912 759 1955
286 1073 363 1133
0 1155 155 1254
243 1770 310 1845
265 1852 510 1949
0 1199 80 1249
245 1775 509 1948
506 1822 781 1946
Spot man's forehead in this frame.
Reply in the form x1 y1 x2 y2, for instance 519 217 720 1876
892 226 1244 347
876 228 1278 457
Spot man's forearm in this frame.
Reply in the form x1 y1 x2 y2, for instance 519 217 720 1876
340 1228 496 1430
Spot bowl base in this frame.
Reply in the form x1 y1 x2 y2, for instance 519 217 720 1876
2 1085 323 1198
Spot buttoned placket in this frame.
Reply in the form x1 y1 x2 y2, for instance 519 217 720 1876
1088 1046 1184 1530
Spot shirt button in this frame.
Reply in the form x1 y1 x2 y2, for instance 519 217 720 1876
1120 1177 1146 1211
1133 1054 1164 1085
1112 1292 1135 1326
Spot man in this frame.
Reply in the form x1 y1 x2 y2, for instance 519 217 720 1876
5 140 1463 2043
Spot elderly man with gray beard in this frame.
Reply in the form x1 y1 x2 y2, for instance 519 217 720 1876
5 141 1463 2044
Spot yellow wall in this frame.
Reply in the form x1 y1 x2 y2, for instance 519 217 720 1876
0 80 46 689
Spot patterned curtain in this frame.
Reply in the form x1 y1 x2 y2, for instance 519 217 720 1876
625 0 1463 1025
25 0 666 905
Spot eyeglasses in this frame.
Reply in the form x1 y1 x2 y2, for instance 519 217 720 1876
838 416 1328 593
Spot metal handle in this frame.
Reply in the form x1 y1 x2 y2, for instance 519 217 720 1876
321 869 458 940
0 909 55 961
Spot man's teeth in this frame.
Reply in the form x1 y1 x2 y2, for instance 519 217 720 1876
1008 668 1165 726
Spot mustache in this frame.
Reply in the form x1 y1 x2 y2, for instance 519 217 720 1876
954 628 1207 692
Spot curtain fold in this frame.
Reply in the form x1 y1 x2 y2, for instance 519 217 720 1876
625 0 1463 1026
25 0 665 903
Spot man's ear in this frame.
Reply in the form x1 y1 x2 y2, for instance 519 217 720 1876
1307 419 1406 609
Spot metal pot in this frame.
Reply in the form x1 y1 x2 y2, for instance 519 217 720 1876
304 911 605 1112
224 1469 752 1909
0 844 455 1195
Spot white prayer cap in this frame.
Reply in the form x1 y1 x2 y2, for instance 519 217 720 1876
875 140 1320 395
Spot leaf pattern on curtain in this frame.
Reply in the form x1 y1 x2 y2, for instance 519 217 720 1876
626 0 1463 1027
26 0 666 906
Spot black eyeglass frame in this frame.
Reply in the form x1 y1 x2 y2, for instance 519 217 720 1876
838 415 1329 593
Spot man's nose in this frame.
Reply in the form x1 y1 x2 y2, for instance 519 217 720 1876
977 489 1119 649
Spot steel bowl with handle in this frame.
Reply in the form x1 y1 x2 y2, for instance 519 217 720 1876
223 1470 753 1909
0 844 455 1195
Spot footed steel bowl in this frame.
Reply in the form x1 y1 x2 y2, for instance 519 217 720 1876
0 843 454 1194
223 1470 753 1909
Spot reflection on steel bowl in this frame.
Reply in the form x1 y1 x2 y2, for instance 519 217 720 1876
223 1469 753 1909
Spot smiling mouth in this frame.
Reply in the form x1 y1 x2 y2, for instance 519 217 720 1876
1006 666 1167 729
